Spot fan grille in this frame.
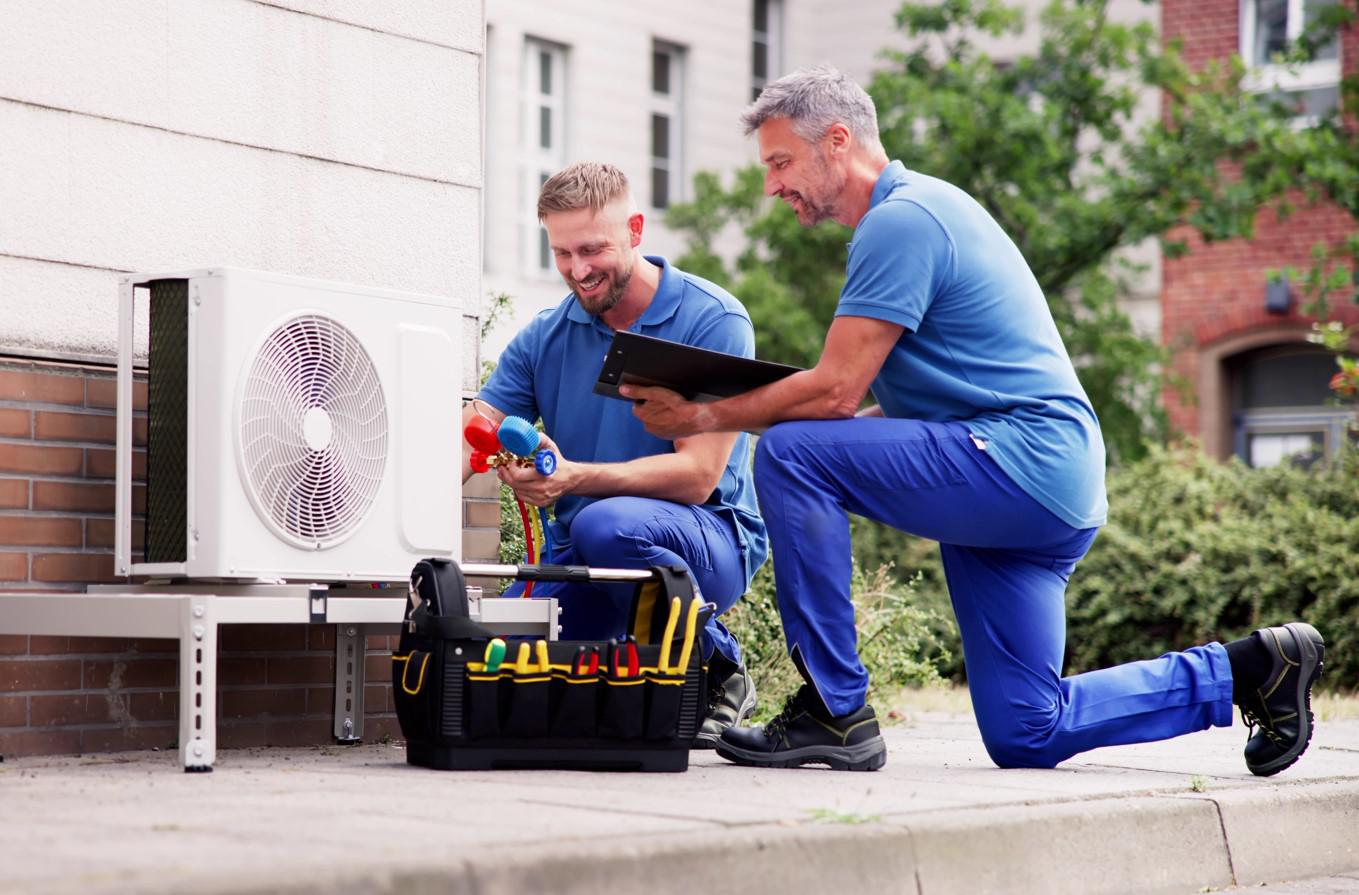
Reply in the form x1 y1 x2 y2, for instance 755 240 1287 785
239 314 388 548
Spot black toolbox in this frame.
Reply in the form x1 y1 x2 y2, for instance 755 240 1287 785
393 559 710 772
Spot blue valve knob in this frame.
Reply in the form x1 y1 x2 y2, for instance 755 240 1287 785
534 450 558 476
497 415 541 457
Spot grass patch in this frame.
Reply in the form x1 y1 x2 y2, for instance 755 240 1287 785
1314 689 1359 722
807 808 883 825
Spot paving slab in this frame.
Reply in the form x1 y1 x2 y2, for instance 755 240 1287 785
1 714 1357 895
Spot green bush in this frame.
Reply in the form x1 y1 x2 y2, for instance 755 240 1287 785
721 560 955 720
498 484 527 566
1065 444 1359 686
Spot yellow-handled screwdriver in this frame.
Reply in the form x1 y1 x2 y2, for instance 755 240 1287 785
674 597 701 675
657 595 681 673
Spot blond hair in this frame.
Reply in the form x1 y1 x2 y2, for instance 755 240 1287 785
537 162 632 220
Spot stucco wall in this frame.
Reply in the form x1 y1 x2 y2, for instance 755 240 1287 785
0 0 482 362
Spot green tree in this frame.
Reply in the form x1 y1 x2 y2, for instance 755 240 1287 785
667 0 1353 462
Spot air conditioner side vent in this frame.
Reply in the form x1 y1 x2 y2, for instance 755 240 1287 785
145 279 189 564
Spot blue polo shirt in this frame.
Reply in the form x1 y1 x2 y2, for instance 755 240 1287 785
836 162 1107 529
479 255 768 584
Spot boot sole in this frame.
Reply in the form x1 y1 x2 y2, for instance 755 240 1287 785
1249 622 1325 778
714 735 887 771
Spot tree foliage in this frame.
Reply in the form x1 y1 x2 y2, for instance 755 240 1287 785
667 0 1358 461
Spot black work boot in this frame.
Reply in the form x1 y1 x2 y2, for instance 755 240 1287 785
1237 622 1325 777
716 684 886 771
691 652 757 749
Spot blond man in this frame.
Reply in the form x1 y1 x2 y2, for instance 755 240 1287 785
462 163 767 746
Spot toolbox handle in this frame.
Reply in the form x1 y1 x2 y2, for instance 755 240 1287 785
461 562 657 583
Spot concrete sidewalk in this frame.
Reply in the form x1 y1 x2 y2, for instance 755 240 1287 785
2 712 1357 895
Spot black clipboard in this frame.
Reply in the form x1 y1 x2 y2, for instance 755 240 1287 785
594 331 802 403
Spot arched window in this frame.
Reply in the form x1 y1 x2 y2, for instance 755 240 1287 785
1228 344 1354 467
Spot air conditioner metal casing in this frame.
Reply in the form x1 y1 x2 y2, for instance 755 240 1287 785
116 268 460 582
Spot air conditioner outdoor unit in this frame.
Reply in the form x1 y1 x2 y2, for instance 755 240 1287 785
115 268 461 583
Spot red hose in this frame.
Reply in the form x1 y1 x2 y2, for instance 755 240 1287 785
516 498 536 598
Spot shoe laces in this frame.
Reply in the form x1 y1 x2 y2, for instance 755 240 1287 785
1242 704 1286 747
762 692 805 741
706 678 726 713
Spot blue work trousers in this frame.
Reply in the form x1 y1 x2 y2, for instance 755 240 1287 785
506 497 748 664
755 418 1234 769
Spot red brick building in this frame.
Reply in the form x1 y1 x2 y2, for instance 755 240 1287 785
1161 0 1359 464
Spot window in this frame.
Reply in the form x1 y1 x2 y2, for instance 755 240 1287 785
650 42 685 210
1240 0 1341 122
521 38 567 276
751 0 784 101
1229 345 1355 467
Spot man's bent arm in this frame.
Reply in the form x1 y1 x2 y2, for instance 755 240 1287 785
630 315 903 438
563 431 738 505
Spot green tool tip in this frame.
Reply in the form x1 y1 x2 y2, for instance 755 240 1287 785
484 638 506 671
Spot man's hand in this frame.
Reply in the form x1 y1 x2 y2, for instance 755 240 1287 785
621 385 717 440
497 431 574 507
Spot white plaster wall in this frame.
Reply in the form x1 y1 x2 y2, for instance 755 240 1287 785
481 0 757 355
0 0 483 362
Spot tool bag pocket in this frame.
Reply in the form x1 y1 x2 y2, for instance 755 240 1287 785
643 671 687 741
549 671 599 738
598 674 646 740
465 671 504 739
392 649 434 742
503 667 551 738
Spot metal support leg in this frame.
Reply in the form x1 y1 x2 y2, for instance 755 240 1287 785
333 624 364 744
179 595 217 772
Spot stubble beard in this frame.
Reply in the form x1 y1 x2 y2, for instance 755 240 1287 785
573 261 632 317
792 151 846 227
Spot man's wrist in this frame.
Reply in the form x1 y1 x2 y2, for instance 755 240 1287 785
555 458 582 495
696 400 723 434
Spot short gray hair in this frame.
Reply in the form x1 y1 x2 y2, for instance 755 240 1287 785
740 64 880 146
537 162 632 220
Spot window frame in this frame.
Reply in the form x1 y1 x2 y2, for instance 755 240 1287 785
1227 341 1356 466
751 0 785 102
520 37 568 278
1238 0 1341 123
1234 406 1353 467
649 40 686 211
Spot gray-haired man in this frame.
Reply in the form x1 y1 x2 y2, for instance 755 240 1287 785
628 65 1324 775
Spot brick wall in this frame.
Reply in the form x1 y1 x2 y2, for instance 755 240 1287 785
1160 1 1359 446
0 359 500 759
1161 0 1239 70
